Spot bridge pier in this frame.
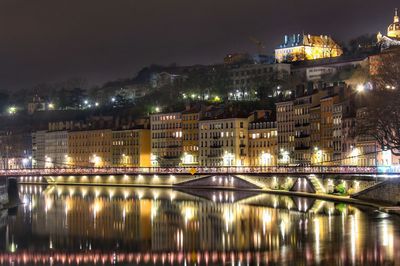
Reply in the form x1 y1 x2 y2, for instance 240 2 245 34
0 178 9 209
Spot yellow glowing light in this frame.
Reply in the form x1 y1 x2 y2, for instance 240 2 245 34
356 84 364 93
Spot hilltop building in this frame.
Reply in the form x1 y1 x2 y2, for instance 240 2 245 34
275 34 343 63
377 9 400 50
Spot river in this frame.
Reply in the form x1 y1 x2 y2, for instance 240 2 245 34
0 185 399 265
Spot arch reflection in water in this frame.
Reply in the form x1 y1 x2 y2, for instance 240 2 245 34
0 185 399 265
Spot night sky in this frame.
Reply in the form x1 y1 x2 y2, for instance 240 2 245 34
0 0 398 91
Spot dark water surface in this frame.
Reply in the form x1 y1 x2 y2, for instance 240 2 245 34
0 185 400 265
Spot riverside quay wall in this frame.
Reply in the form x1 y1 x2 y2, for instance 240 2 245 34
353 178 400 205
15 173 384 197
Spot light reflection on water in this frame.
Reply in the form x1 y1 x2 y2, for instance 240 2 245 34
0 185 399 265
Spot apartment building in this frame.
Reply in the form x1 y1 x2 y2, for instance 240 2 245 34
44 130 69 168
293 95 312 164
199 114 249 167
150 112 182 167
112 128 151 167
228 63 291 99
32 130 46 168
181 108 201 166
248 118 278 166
319 95 340 165
276 101 294 165
68 129 113 167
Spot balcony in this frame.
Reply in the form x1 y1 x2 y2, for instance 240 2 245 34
295 146 310 151
166 144 181 148
295 134 310 139
295 122 310 128
210 144 222 149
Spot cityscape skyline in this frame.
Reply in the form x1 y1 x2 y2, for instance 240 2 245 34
0 1 399 91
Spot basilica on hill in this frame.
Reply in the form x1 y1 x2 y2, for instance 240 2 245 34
377 8 400 50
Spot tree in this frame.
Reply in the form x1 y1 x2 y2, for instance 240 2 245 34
210 67 231 98
184 69 212 99
347 34 377 55
359 48 400 155
0 91 9 113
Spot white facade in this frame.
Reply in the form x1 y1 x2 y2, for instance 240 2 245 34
44 131 69 168
150 112 183 166
32 131 46 168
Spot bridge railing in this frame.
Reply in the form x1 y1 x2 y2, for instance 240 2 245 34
0 165 399 176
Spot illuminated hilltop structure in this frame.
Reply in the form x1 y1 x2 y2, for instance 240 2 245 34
377 8 400 50
275 34 343 63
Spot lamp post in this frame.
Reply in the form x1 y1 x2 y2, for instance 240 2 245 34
280 149 290 166
91 154 102 168
223 151 234 167
313 147 323 166
260 152 272 166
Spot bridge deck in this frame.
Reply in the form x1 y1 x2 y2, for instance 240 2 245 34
1 166 399 177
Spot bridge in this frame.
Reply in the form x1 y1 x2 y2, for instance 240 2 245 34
1 165 400 177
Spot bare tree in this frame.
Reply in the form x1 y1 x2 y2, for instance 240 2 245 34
359 48 400 155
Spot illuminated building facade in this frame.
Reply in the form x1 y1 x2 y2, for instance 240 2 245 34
276 101 294 165
112 128 151 167
150 112 183 167
228 63 291 99
44 130 69 168
319 95 339 165
388 8 400 38
248 118 278 166
310 105 321 165
275 34 343 63
293 95 313 164
181 108 201 166
32 130 46 168
199 115 249 166
68 129 113 167
376 9 400 50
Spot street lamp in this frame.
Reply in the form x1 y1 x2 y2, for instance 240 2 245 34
349 146 360 166
182 152 194 165
22 157 31 168
121 153 129 166
356 84 365 93
45 156 53 168
313 147 323 165
280 149 290 165
8 106 17 115
260 152 272 166
223 151 234 166
91 154 102 167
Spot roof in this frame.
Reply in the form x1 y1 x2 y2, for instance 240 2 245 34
200 111 249 121
250 116 276 124
276 34 340 49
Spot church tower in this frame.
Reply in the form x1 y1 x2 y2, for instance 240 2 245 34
388 8 400 38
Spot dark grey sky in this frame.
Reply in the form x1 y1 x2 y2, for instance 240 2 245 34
0 0 398 91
